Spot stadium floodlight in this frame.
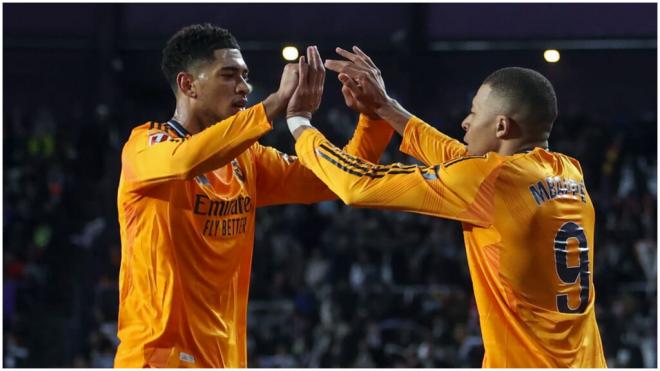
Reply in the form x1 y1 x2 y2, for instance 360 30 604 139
544 49 560 63
282 46 299 61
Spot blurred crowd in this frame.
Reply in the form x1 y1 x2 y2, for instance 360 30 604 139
3 96 656 367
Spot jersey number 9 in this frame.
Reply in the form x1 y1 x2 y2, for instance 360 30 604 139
554 221 590 314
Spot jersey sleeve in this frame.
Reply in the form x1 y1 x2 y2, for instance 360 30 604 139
399 116 468 165
122 104 272 190
295 128 504 227
254 114 394 207
343 114 394 161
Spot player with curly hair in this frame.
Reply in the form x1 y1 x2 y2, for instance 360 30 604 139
114 26 393 367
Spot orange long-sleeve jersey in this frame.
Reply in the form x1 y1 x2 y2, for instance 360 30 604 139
115 103 393 368
294 116 606 368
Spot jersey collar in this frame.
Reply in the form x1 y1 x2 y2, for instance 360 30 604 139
167 119 190 139
515 146 549 154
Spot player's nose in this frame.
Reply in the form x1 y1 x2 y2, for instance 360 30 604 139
461 119 469 132
237 79 251 95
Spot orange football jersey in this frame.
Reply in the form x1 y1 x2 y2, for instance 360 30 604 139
115 103 393 368
294 116 606 368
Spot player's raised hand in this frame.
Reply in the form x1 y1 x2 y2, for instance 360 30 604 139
263 62 299 121
287 46 326 119
340 78 381 120
278 63 300 100
325 46 390 113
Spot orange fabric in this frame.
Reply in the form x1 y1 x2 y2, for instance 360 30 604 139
115 105 393 368
294 117 606 368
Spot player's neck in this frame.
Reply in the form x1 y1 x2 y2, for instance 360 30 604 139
499 139 549 156
171 103 204 135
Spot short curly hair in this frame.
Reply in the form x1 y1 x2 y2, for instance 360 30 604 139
161 23 240 94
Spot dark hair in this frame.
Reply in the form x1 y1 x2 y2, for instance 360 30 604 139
483 67 558 134
161 23 240 94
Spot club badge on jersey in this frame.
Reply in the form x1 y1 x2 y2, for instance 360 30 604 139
148 132 170 146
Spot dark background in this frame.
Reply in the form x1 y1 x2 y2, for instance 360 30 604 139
3 3 657 367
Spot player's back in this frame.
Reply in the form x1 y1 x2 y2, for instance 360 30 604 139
465 148 607 367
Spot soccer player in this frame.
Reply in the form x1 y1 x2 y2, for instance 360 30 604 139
286 46 607 367
114 26 393 367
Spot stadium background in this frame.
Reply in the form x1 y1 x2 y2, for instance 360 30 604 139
3 3 657 367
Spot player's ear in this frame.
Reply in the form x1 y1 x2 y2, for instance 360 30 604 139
176 72 197 99
495 115 517 139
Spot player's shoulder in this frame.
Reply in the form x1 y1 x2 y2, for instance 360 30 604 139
557 152 583 173
434 152 507 184
125 121 181 149
440 151 506 170
125 121 157 142
510 148 584 175
128 121 169 138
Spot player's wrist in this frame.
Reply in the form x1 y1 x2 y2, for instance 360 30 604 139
287 116 314 140
374 98 412 135
374 96 396 111
263 92 288 121
286 110 312 120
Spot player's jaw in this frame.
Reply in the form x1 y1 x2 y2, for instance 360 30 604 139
463 126 495 156
204 95 248 125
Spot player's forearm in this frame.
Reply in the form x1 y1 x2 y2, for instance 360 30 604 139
293 128 363 206
129 105 271 183
342 114 394 163
180 104 272 177
293 129 493 226
373 98 413 136
290 115 394 162
398 116 468 166
293 128 424 211
261 92 288 122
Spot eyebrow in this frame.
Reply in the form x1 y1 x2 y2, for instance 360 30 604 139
220 66 249 74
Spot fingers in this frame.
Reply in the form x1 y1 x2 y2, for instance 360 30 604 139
338 73 361 96
308 46 323 70
337 46 377 72
352 46 378 69
326 59 371 82
284 62 299 76
308 46 325 88
289 46 324 116
298 55 308 87
341 84 354 107
335 47 361 63
325 59 351 73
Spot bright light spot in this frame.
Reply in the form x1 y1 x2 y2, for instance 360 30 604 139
544 49 560 63
282 46 299 61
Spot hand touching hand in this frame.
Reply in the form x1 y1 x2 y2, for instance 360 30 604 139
286 46 326 119
325 46 390 113
278 63 300 101
326 46 412 135
263 62 299 121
